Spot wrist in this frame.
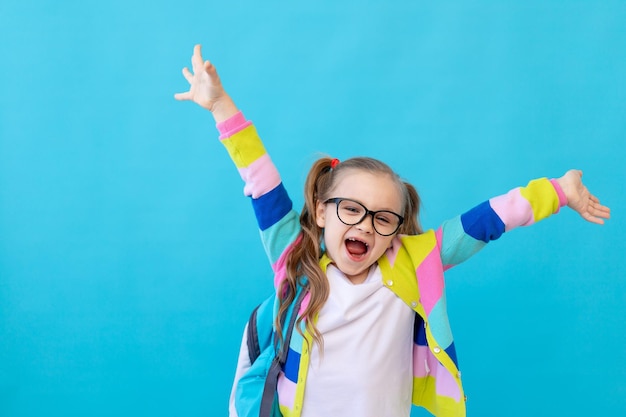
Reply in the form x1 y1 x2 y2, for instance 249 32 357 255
550 178 569 209
209 95 239 123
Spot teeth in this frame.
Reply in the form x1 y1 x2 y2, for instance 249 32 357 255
347 238 368 247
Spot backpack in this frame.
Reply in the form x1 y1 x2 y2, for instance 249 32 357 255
233 285 307 417
245 294 274 365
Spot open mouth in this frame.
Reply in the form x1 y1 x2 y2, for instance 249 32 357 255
345 238 369 258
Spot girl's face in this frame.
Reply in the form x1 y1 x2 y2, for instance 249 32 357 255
315 170 403 284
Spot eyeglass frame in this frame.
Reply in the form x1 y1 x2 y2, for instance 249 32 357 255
324 197 404 236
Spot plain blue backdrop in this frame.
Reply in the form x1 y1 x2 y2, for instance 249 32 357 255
1 1 624 416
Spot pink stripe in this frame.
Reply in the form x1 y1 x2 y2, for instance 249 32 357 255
238 154 281 198
271 238 309 313
416 248 444 316
277 372 297 408
435 362 461 401
384 236 403 266
489 188 535 231
273 262 288 290
216 111 252 139
272 238 300 289
413 345 439 377
299 292 311 315
550 179 568 212
414 346 461 401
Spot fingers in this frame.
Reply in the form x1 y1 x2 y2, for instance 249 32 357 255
593 203 611 219
589 194 611 218
204 60 220 83
579 194 611 224
174 91 192 101
191 44 204 73
182 67 193 83
174 44 217 104
583 213 605 225
185 44 217 82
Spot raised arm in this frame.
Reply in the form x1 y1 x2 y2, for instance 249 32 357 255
175 45 302 283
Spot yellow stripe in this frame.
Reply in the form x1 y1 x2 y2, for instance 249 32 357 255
221 125 267 169
412 376 466 417
519 178 559 222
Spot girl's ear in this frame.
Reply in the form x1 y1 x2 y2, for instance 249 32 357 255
315 200 326 228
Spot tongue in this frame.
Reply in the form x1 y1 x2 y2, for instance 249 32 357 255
346 240 367 255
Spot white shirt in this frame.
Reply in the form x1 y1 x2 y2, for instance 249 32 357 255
301 264 415 417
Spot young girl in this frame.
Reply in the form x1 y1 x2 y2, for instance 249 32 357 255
175 45 610 417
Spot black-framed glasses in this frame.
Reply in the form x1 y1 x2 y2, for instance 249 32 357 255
324 198 404 236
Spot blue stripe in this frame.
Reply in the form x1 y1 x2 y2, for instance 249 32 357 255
460 201 505 243
283 347 301 382
414 314 428 346
252 183 293 231
445 342 459 368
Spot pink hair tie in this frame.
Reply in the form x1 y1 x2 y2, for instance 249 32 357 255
330 158 340 169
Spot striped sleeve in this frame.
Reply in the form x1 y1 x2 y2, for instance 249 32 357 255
440 177 566 267
217 112 302 269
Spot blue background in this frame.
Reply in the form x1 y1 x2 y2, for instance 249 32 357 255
1 1 624 416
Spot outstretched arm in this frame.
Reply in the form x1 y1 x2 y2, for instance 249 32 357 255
174 44 238 123
174 44 302 278
555 170 611 224
438 172 610 268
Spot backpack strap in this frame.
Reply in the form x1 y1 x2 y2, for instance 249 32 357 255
246 293 276 365
246 304 262 364
259 286 308 417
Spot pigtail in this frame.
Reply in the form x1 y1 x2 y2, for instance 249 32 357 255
399 181 423 235
275 158 333 351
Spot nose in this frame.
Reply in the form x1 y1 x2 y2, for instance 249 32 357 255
354 213 374 234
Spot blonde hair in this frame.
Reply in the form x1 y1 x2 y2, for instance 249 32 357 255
276 157 422 349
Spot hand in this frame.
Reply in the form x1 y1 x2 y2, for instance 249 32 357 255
556 170 611 224
174 44 237 121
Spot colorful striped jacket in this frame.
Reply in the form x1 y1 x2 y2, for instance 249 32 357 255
218 112 566 417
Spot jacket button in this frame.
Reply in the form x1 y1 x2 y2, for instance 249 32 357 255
433 347 441 354
411 301 417 308
386 280 393 286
